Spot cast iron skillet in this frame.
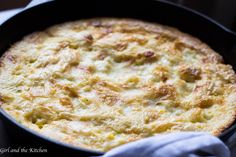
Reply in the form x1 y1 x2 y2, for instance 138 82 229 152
0 0 236 156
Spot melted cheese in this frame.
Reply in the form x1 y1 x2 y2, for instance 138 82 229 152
0 18 236 151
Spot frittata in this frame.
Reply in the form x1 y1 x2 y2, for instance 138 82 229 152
0 18 236 151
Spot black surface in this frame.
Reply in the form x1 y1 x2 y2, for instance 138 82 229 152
0 0 30 11
167 0 236 32
0 0 236 156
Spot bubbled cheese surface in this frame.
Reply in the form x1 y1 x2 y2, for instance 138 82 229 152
1 19 236 151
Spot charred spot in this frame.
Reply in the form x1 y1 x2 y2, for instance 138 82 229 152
137 51 156 59
113 50 158 65
97 50 108 60
173 41 186 52
156 85 176 99
6 55 16 63
84 34 94 44
114 43 128 51
63 86 78 97
197 98 213 108
97 54 107 60
134 51 158 65
162 76 168 82
153 66 169 82
147 84 176 100
144 51 155 58
179 67 201 82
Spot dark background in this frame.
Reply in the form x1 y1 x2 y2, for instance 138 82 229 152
0 0 236 31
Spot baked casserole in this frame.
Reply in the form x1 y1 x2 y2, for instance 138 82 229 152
0 18 236 151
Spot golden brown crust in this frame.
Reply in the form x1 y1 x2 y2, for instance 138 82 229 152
91 18 222 58
0 18 236 151
212 111 236 136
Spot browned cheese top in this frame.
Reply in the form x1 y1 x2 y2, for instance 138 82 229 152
1 18 236 151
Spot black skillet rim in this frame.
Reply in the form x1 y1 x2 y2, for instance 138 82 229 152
0 0 235 155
